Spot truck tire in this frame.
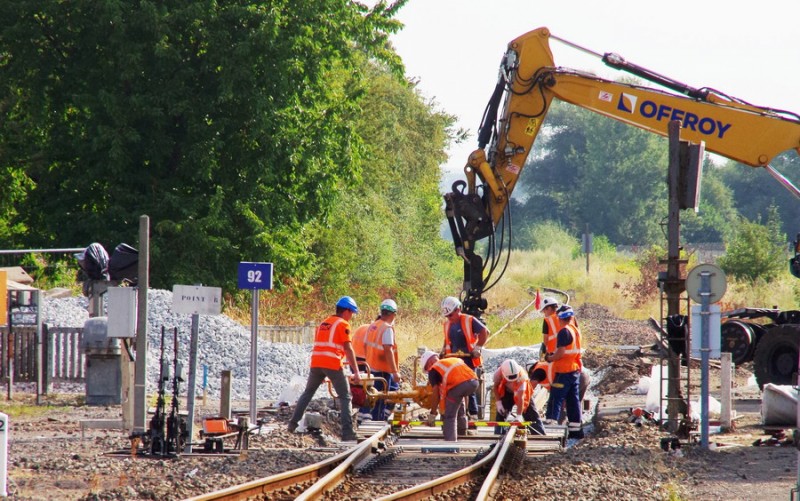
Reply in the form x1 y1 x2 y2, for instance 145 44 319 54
721 320 755 365
753 325 800 389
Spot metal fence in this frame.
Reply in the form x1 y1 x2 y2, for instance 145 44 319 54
258 322 316 344
0 325 85 384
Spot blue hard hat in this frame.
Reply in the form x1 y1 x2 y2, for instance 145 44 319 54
557 306 574 319
336 296 359 313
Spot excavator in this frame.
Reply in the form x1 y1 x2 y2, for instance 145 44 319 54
444 27 800 387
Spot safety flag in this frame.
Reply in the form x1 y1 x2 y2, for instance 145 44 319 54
534 289 541 311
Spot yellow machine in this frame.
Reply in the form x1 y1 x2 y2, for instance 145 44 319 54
445 26 800 317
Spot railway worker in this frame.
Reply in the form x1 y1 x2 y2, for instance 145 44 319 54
543 306 584 439
539 297 559 360
351 323 372 420
439 296 488 419
365 299 402 420
420 350 479 441
288 296 362 442
492 359 546 435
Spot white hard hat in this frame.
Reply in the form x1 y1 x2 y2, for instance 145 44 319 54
380 299 398 313
441 296 461 316
420 350 438 370
500 359 522 381
539 297 558 312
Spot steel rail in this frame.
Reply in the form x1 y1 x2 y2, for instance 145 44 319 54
374 424 520 501
182 426 390 501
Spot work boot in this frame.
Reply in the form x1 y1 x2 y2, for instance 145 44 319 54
287 422 298 433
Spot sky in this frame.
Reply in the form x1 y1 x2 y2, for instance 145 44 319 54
388 0 800 191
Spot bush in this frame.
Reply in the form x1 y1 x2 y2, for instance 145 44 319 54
718 207 786 283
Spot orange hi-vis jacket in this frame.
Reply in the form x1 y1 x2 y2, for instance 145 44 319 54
493 366 534 412
365 319 398 373
552 324 582 374
543 314 559 354
310 315 351 370
530 361 554 390
443 314 483 366
430 357 477 413
352 324 369 360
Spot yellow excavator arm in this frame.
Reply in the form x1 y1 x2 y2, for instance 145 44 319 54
446 27 800 317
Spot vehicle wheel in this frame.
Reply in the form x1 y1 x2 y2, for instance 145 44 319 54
721 320 755 365
753 325 800 389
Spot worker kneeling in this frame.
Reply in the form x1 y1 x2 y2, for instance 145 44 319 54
493 359 546 436
420 350 479 441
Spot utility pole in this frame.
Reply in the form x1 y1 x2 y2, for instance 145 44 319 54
664 121 688 433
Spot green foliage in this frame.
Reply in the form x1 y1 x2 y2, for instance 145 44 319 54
514 220 578 255
18 253 77 289
0 0 410 292
718 152 800 239
512 101 668 245
718 206 787 282
311 61 457 306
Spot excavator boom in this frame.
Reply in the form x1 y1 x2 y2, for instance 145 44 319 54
446 27 800 317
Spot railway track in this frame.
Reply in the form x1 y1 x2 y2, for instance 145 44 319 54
184 420 564 501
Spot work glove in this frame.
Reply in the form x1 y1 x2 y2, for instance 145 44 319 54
426 413 437 427
470 346 482 358
495 401 505 415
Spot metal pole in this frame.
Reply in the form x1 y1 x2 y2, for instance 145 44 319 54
184 313 200 454
34 290 42 405
250 290 259 425
134 215 150 433
699 271 711 449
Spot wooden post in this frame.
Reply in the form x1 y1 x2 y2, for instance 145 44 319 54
720 352 733 429
220 370 232 420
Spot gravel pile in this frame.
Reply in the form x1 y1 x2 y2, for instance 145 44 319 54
40 290 558 403
42 289 315 402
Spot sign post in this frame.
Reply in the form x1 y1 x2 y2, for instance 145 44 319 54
173 284 222 453
686 263 726 450
238 262 274 425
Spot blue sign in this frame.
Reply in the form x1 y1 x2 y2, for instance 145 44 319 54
237 262 273 290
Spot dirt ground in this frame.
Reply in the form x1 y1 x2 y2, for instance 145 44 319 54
3 303 800 500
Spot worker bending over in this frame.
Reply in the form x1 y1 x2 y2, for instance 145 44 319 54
492 359 546 435
420 350 479 441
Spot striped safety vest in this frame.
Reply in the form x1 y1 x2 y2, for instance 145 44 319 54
352 324 369 360
530 361 554 390
443 314 483 366
543 314 559 354
310 315 349 370
365 319 398 373
493 366 534 411
430 358 477 413
552 324 582 374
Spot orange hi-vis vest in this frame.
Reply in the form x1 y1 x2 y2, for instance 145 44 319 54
493 366 534 412
430 357 477 413
552 324 582 374
443 314 483 366
543 314 559 354
310 315 351 370
531 361 554 390
352 324 369 360
365 319 398 373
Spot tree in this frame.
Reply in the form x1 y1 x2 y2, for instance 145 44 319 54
718 151 800 240
311 61 457 305
718 206 787 282
0 0 408 290
512 101 668 246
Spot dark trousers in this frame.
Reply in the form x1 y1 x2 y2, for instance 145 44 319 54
370 370 400 420
495 393 546 436
459 357 480 416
